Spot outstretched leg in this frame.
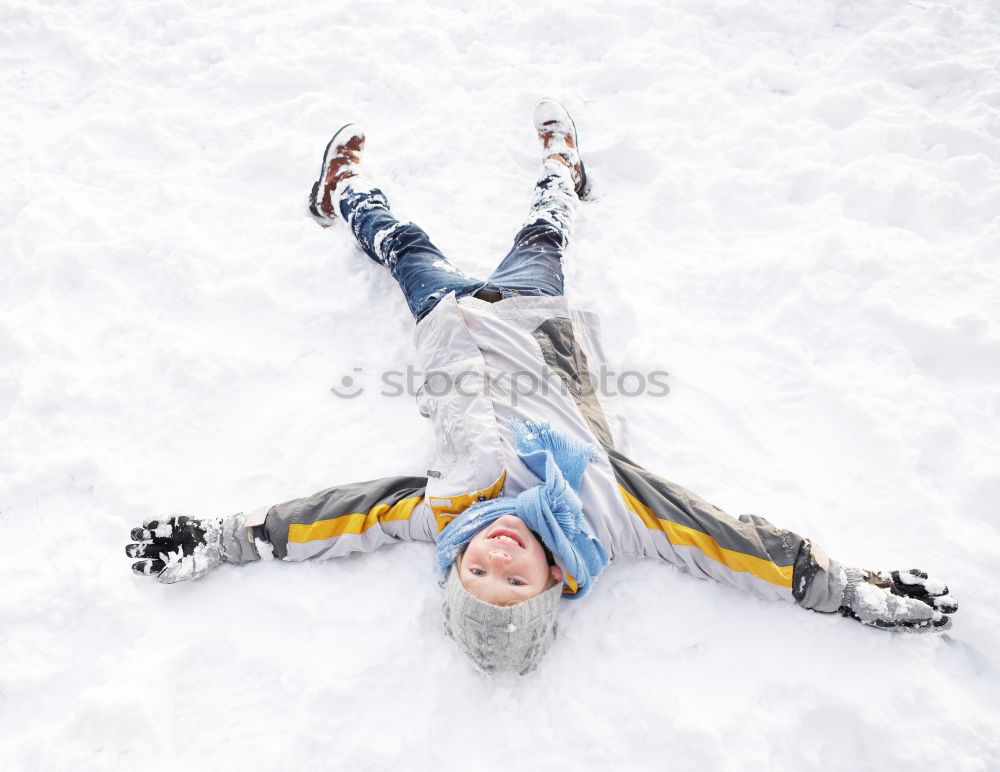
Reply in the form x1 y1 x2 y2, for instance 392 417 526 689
338 180 487 321
485 161 578 297
485 99 587 298
309 125 487 322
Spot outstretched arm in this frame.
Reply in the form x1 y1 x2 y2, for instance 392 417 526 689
127 475 432 583
261 475 431 560
608 449 957 632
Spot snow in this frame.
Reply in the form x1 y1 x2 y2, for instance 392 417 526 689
898 569 951 596
2 0 1000 769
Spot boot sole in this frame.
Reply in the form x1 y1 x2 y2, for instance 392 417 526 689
568 111 590 200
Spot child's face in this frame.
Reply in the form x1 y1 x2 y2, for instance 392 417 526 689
458 514 563 606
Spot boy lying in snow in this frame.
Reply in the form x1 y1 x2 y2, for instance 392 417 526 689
126 100 958 674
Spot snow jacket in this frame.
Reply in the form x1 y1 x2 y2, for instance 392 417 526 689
244 292 848 612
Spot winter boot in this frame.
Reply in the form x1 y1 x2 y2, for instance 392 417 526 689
308 123 365 226
533 99 589 199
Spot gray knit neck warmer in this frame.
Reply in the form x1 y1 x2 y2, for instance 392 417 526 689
441 567 563 675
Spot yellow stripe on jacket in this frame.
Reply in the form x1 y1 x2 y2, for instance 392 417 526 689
288 495 424 544
618 484 794 589
429 470 507 533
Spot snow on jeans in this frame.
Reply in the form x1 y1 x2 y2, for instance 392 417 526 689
337 163 578 322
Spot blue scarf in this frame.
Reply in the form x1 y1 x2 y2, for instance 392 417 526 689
435 417 609 599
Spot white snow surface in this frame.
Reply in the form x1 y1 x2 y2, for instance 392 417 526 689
3 0 1000 769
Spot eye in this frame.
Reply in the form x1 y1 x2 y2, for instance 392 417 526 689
508 578 525 586
469 568 486 577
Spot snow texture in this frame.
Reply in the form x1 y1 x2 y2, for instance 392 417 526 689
2 0 1000 769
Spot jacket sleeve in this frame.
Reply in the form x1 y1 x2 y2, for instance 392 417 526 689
608 449 847 612
247 475 435 562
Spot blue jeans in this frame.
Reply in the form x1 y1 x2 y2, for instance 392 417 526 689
337 167 578 322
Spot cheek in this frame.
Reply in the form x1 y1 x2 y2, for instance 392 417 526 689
528 539 549 567
528 549 552 581
463 538 491 567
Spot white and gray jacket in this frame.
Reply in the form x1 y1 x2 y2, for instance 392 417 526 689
243 292 847 612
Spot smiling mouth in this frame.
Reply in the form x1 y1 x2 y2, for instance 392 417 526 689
487 528 525 548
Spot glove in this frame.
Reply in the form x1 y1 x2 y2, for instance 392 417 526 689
126 514 259 584
839 567 958 632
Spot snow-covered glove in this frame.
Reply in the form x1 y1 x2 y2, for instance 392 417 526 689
839 567 958 632
126 514 259 584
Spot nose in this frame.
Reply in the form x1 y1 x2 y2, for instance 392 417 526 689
488 549 512 566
